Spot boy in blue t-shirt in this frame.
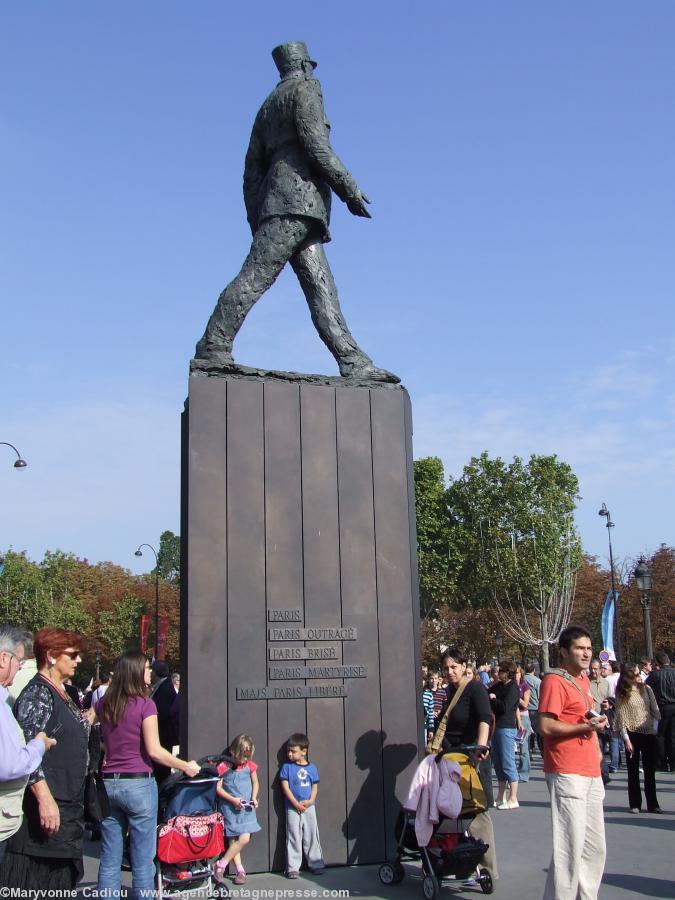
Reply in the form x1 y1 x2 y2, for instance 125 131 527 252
279 733 325 878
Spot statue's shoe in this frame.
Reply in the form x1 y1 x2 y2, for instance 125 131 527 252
341 362 401 384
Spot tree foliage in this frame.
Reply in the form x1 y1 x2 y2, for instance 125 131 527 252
413 457 454 617
99 595 146 659
414 452 583 668
0 539 181 679
156 530 181 585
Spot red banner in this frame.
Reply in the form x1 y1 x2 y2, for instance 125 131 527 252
140 614 151 653
157 616 169 661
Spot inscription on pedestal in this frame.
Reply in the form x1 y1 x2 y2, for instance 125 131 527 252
269 646 339 660
236 684 348 700
268 664 367 680
235 610 364 700
268 608 303 622
268 626 357 641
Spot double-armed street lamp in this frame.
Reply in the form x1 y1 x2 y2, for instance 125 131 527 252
634 557 654 660
134 543 159 660
598 502 622 662
1 442 27 469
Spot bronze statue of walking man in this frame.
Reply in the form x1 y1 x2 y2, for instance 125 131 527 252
194 42 399 383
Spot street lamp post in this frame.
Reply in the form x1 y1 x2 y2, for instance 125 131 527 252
598 503 622 663
1 442 27 469
634 557 654 660
135 543 159 660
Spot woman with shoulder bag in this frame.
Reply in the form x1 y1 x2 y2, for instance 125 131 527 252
430 648 498 881
613 662 662 814
92 651 201 900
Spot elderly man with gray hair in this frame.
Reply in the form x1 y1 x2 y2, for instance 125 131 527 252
0 625 55 864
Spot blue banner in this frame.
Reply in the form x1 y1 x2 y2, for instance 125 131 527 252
600 590 618 656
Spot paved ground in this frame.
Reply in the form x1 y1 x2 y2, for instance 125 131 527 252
78 758 674 899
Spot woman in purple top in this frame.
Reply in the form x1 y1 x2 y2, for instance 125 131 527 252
93 651 200 900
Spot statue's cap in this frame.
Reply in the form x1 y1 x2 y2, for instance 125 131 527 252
272 42 317 74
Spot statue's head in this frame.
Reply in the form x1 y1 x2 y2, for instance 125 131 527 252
272 41 317 77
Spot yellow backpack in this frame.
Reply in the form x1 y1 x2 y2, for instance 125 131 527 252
441 751 487 817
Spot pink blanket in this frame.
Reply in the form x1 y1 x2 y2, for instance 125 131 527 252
403 755 462 847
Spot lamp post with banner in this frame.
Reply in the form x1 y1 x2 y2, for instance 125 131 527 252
134 543 159 661
598 503 622 663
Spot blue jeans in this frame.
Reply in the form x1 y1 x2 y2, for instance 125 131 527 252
492 728 519 783
518 714 532 782
610 734 623 771
98 775 158 900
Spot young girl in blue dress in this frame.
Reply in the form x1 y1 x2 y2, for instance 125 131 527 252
214 734 260 885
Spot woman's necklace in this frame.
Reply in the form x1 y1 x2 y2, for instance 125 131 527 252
39 671 84 720
39 671 70 700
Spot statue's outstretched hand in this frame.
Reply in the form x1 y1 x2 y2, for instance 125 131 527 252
347 191 372 218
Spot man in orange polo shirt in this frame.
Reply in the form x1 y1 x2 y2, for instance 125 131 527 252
538 625 608 900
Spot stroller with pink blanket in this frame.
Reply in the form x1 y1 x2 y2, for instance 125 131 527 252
378 748 493 897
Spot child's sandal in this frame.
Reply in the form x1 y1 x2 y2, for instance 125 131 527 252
213 862 227 885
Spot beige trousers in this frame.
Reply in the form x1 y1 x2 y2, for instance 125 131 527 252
543 774 606 900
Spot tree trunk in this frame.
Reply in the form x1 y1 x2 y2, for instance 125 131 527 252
541 640 550 672
540 607 550 672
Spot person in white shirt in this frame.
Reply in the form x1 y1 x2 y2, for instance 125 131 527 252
0 626 55 863
602 661 622 771
639 658 653 683
90 672 111 706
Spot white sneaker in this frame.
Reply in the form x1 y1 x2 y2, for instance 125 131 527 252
497 799 519 810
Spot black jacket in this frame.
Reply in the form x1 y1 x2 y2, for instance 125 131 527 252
646 665 675 707
243 74 360 240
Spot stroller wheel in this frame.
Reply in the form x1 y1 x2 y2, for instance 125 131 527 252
379 863 398 885
479 867 494 894
394 861 405 883
422 874 438 900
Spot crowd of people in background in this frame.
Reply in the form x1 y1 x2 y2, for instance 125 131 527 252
421 638 674 897
421 646 674 811
0 625 329 898
422 656 542 814
2 620 673 899
0 626 188 897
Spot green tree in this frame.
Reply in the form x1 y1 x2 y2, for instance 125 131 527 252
413 457 455 617
0 550 92 634
446 452 582 670
0 546 181 670
156 530 181 586
98 595 145 658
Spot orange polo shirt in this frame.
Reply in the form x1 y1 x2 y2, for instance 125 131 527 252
539 672 601 778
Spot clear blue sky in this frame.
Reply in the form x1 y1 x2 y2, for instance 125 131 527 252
2 2 673 576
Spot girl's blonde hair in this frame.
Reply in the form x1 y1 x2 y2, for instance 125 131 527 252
229 734 255 764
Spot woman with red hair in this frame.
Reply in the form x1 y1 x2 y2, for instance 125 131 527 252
0 628 90 891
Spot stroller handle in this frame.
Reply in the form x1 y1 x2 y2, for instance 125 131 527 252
437 744 490 764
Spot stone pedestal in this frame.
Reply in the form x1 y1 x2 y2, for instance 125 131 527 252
181 372 421 872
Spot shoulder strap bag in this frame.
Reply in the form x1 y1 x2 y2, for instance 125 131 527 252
545 668 591 710
429 677 471 754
